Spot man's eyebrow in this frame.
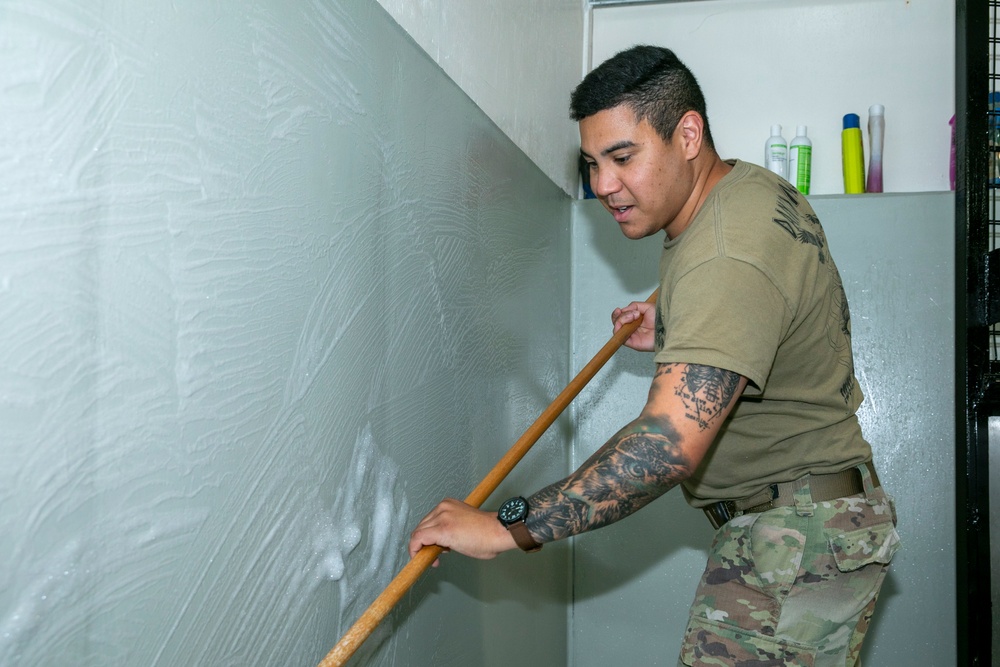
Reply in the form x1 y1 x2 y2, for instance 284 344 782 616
579 140 638 161
601 140 637 156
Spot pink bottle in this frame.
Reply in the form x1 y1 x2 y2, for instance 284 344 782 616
866 105 884 193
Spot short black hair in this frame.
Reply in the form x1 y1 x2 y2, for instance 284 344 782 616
570 45 714 149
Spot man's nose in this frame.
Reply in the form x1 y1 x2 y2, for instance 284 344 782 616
592 168 622 197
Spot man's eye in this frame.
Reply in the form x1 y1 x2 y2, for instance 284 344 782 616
614 155 631 164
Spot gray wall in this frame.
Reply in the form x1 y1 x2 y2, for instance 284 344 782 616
570 193 955 666
0 2 571 666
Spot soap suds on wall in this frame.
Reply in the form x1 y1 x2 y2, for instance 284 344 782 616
315 424 408 661
1 1 571 665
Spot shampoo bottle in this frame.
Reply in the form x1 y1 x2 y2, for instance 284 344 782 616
866 105 884 193
764 125 788 180
842 113 865 194
788 126 812 194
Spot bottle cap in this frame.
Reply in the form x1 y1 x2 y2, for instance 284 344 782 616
796 125 808 136
869 104 885 116
843 114 860 130
771 124 782 136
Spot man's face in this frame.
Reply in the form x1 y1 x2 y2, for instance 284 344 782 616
579 105 695 240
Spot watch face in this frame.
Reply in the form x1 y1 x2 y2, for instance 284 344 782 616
498 497 528 525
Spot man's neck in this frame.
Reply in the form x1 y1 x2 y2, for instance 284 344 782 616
665 154 732 240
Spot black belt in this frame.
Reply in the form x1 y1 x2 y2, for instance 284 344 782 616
703 461 880 530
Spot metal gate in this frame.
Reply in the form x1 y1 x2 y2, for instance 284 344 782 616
957 1 995 664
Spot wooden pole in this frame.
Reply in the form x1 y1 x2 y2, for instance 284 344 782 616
317 291 658 667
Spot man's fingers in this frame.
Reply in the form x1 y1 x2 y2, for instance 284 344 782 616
612 307 641 332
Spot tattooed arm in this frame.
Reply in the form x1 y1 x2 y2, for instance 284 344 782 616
407 362 746 561
525 363 746 542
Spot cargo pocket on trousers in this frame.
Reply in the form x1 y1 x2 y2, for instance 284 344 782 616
680 616 816 667
829 521 901 572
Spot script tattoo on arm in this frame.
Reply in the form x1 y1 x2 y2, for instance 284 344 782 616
525 363 742 543
656 363 741 430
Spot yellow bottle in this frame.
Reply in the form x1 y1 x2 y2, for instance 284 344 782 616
842 113 866 194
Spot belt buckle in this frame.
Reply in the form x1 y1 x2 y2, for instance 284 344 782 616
704 500 737 529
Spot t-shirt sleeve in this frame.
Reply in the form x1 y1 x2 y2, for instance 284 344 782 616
653 257 789 395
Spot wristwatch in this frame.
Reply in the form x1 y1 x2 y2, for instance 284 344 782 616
497 496 542 553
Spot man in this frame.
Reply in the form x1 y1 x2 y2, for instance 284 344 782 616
409 45 899 666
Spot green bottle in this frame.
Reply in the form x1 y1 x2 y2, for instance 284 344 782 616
789 126 812 195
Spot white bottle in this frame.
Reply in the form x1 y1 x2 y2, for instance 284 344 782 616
788 125 813 194
764 125 788 180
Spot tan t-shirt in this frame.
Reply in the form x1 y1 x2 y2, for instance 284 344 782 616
654 160 872 506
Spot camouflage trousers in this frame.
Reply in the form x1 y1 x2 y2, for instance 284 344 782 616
679 464 900 667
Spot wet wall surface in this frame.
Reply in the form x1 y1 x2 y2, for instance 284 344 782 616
0 2 571 665
570 193 955 665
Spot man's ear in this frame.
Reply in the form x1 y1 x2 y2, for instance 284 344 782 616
677 111 704 160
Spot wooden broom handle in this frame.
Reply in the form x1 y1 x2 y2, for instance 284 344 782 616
317 290 658 667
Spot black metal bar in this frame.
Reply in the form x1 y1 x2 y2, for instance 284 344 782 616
956 0 993 663
987 248 1000 323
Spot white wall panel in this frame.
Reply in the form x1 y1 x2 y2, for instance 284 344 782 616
0 2 572 665
570 193 955 665
376 0 585 197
